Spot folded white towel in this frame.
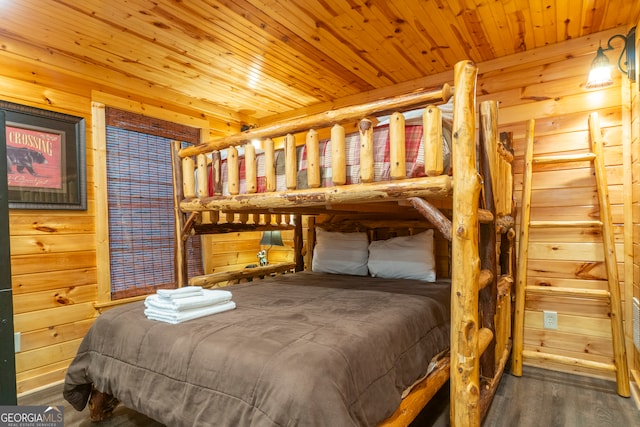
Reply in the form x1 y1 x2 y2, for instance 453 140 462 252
145 301 236 324
145 289 233 312
157 286 203 299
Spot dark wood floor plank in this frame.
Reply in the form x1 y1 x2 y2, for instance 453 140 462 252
482 366 639 427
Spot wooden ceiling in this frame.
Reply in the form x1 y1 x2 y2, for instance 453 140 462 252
0 1 638 126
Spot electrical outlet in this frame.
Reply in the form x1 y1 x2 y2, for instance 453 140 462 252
543 311 558 330
14 332 20 353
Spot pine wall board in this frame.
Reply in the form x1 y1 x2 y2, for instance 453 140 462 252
631 16 640 400
0 54 228 394
485 29 633 379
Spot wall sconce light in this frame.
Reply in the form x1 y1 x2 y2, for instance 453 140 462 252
257 230 284 266
586 27 636 89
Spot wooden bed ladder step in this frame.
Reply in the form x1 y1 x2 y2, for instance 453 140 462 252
512 115 630 397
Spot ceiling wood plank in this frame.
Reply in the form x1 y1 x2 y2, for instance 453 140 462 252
0 1 634 122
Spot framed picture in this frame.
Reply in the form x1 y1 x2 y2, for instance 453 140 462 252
1 101 86 210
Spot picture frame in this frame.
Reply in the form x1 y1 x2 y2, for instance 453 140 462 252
1 100 86 210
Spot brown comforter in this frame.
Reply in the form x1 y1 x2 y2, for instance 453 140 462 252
63 272 450 426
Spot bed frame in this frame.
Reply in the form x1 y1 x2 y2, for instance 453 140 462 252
103 60 514 426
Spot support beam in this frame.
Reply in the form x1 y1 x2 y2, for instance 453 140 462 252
181 176 452 212
189 262 296 288
171 140 188 288
179 84 452 157
409 197 452 240
450 60 481 427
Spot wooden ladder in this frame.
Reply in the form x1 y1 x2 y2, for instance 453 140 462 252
512 114 630 397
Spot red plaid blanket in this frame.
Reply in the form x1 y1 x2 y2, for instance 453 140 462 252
211 123 451 195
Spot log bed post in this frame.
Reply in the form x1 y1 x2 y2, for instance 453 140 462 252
197 153 208 225
450 60 482 426
245 143 257 193
171 141 188 288
331 124 346 185
306 130 321 188
294 215 304 271
389 112 406 180
512 120 535 377
210 151 221 223
265 138 276 192
211 151 222 196
478 101 498 384
285 134 297 190
228 146 239 195
360 118 374 183
424 105 443 176
305 216 316 271
159 62 514 427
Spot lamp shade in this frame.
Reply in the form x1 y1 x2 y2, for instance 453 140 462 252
585 47 614 89
260 231 284 247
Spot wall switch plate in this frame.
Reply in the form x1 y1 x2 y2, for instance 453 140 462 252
543 311 558 330
14 332 20 353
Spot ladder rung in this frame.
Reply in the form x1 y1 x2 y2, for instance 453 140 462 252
497 275 513 297
478 269 493 290
478 327 494 357
529 220 602 228
513 116 630 397
526 286 609 298
478 208 493 223
522 350 617 372
533 152 596 165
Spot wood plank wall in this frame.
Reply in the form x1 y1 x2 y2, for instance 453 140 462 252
631 18 640 396
3 26 637 395
204 229 295 274
497 26 634 380
6 78 99 393
1 59 230 394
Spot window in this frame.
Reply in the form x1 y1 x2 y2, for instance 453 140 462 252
105 109 203 299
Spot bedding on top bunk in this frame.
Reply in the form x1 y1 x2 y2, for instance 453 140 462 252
212 120 453 196
63 272 450 427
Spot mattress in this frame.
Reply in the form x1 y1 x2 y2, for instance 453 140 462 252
63 272 450 427
213 122 452 196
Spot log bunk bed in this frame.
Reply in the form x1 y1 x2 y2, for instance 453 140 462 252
63 61 516 426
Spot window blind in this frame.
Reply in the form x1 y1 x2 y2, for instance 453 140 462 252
105 109 202 299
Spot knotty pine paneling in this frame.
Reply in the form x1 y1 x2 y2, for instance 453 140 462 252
630 16 640 394
491 38 632 380
19 319 94 354
12 268 97 295
8 214 96 236
3 1 639 122
525 329 614 359
1 56 229 396
527 277 608 291
12 286 97 315
203 228 296 275
527 259 623 281
15 359 75 394
15 339 83 373
12 302 96 336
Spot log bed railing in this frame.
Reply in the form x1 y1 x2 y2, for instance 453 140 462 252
168 60 515 427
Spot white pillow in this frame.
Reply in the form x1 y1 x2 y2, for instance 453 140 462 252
367 230 436 281
312 228 369 276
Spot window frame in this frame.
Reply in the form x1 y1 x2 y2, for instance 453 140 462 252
92 99 210 303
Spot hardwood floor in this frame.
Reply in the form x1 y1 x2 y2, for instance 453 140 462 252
413 366 639 427
18 366 639 426
482 367 639 427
